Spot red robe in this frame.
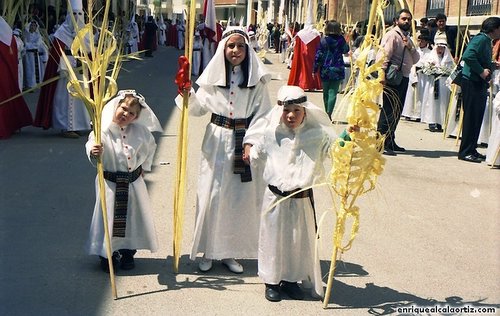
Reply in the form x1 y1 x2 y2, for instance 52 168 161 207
167 24 178 47
33 38 65 129
0 37 33 139
287 35 322 91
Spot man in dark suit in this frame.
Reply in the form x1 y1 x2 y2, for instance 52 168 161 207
431 13 458 58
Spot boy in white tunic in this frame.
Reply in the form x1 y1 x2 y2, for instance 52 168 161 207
243 85 337 301
86 90 162 272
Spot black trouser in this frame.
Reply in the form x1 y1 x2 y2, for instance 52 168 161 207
378 77 410 148
458 79 488 158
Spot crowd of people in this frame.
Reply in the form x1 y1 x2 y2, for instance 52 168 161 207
1 4 499 305
278 12 500 166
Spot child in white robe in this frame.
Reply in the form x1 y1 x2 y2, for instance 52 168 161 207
243 85 337 301
85 90 162 272
420 38 455 132
402 34 432 120
176 26 272 274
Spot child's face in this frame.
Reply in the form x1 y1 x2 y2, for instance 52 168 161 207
281 104 306 129
436 45 445 55
225 35 246 66
113 97 141 127
418 39 428 48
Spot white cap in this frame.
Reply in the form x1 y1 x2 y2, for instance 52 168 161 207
434 33 447 46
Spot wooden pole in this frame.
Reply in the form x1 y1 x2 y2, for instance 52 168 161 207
172 0 196 273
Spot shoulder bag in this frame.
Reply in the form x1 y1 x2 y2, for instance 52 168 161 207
384 32 406 86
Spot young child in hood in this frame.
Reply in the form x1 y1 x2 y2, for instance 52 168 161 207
243 85 338 301
86 90 162 272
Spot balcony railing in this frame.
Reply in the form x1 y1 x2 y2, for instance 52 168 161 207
467 0 492 16
426 0 445 18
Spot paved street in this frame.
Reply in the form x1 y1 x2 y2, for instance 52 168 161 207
1 45 499 315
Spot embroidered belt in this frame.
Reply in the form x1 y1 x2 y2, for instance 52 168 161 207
210 113 254 182
103 166 142 237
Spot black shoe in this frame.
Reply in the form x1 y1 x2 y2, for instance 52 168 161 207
280 281 305 300
458 155 482 163
473 152 486 160
99 251 121 272
392 144 406 152
119 249 136 270
265 284 281 302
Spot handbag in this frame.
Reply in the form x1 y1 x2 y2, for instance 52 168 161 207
450 62 463 86
385 63 404 85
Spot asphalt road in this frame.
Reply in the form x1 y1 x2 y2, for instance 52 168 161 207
0 45 498 316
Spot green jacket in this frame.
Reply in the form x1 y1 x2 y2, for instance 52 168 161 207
462 32 493 82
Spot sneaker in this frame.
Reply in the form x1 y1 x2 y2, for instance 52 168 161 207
221 258 243 274
280 281 305 300
198 256 213 272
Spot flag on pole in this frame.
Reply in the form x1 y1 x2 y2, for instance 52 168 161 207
203 0 217 42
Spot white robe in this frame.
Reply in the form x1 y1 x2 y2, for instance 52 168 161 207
402 47 432 119
128 22 139 54
486 92 500 166
14 34 24 91
201 37 215 70
185 66 272 260
158 23 166 45
246 109 332 299
23 29 47 89
421 74 451 125
85 122 158 257
51 55 91 132
177 23 185 50
192 37 203 76
420 48 454 125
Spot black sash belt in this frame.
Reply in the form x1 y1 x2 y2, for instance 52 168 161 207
210 113 254 182
268 185 318 232
433 75 440 100
103 166 142 237
268 185 311 198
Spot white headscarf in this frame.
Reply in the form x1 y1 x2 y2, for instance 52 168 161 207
196 26 271 87
426 42 455 68
101 90 163 133
273 85 336 139
0 17 13 46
